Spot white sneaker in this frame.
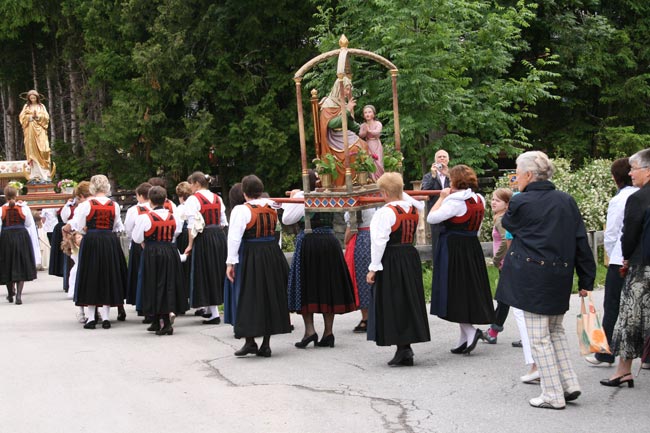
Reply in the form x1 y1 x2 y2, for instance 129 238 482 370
642 362 650 370
585 354 613 366
521 370 540 383
76 312 87 323
529 396 565 410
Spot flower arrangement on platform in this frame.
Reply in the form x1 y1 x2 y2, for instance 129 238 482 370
7 180 24 191
312 153 342 180
350 149 378 174
383 145 403 172
57 179 77 189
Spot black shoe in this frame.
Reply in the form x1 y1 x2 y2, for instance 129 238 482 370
147 321 161 332
84 320 96 329
564 390 581 402
353 320 368 333
400 357 414 366
316 334 335 348
102 320 111 329
450 342 467 354
15 298 22 305
155 325 174 336
202 316 221 325
117 311 126 322
235 341 259 357
512 340 523 348
194 308 206 316
464 329 482 355
202 312 213 318
142 316 153 324
6 294 13 303
388 347 414 366
600 374 634 388
295 333 318 349
256 346 272 358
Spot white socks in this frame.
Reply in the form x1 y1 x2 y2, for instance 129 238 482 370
87 305 96 322
102 306 110 321
459 323 476 345
208 305 220 320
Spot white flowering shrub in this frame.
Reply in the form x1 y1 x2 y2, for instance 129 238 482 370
479 158 615 242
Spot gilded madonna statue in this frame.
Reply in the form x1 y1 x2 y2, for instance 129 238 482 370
19 89 54 181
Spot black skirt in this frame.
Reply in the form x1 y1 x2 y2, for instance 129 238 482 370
175 225 191 301
190 226 226 307
74 230 127 306
298 229 356 314
48 222 65 277
0 227 37 284
125 240 143 305
140 241 189 315
431 231 495 324
367 244 431 346
234 238 291 338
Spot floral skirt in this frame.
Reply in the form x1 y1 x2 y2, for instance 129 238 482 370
612 265 650 359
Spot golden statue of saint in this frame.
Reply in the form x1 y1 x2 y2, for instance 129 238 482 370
19 89 54 181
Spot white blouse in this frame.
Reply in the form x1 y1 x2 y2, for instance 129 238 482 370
227 198 277 265
426 189 485 225
131 208 182 244
184 190 227 228
368 200 413 272
69 196 124 233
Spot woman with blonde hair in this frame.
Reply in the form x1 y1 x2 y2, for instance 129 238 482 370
65 174 127 329
367 172 430 366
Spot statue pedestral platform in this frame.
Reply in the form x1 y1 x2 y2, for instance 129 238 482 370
304 184 382 212
18 181 73 210
0 160 30 179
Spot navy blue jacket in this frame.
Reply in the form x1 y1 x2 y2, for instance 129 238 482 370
621 182 650 265
495 181 596 315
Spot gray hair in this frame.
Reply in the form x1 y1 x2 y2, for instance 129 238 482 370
516 151 555 181
89 174 111 195
630 148 650 169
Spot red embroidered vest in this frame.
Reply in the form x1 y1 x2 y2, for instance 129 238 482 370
195 192 221 226
2 206 26 227
444 197 484 232
388 205 418 245
86 199 115 230
144 211 176 242
243 204 277 239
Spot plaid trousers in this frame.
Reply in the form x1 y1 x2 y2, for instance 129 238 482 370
524 312 580 405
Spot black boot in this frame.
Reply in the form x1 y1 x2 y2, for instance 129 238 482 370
117 305 126 321
235 338 258 356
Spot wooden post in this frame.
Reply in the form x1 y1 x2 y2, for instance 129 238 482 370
295 77 311 233
390 70 402 173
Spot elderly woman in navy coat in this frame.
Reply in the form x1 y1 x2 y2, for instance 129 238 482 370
496 151 596 410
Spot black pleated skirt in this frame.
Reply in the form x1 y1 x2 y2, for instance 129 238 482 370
289 228 356 314
140 241 189 315
0 227 37 284
367 244 431 346
125 240 143 305
190 226 226 307
431 231 495 324
234 238 291 338
74 230 127 306
48 222 65 277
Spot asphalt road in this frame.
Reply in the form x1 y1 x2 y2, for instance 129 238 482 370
1 271 648 433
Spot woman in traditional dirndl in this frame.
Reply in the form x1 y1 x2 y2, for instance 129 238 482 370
366 173 431 366
283 171 356 349
174 181 193 310
226 175 291 357
427 165 495 355
66 174 127 330
183 171 228 325
1 186 37 305
132 186 187 335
